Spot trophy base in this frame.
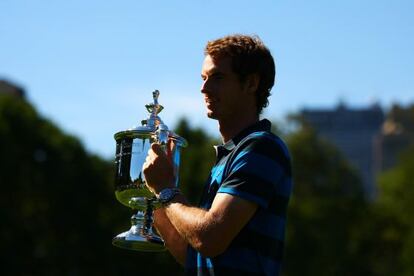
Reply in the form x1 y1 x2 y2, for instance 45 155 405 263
112 227 166 252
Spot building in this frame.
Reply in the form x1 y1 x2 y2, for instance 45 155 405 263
379 104 414 171
302 103 384 199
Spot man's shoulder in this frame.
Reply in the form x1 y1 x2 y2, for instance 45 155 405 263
236 130 290 159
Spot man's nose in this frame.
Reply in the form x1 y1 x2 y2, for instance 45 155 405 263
200 79 210 94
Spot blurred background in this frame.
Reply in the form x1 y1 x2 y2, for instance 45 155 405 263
1 0 413 275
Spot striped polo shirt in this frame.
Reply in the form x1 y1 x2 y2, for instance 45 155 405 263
185 119 293 276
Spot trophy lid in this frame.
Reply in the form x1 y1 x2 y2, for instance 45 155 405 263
114 90 187 147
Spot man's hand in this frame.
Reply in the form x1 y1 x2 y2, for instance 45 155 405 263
142 142 175 195
144 142 259 259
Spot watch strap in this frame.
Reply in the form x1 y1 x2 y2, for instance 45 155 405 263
157 187 181 205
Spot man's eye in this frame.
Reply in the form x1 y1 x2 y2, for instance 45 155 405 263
211 74 223 80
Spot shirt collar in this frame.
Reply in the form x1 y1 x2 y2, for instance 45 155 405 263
214 119 272 158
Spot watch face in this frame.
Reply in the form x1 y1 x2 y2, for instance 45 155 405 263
162 190 173 200
159 188 179 203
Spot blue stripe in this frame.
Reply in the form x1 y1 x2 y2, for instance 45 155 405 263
196 253 213 269
210 164 225 185
218 186 268 207
246 131 268 140
249 212 286 240
247 131 290 159
197 252 202 268
206 257 213 268
246 131 276 144
230 151 288 195
217 247 263 273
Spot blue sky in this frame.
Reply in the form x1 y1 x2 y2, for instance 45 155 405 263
1 0 413 158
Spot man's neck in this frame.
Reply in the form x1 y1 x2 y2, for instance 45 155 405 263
218 115 260 143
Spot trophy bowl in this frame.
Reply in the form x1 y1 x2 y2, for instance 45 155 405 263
112 90 187 252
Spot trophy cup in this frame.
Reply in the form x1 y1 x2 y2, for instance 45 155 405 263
112 90 187 251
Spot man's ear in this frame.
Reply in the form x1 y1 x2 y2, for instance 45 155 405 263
245 73 260 95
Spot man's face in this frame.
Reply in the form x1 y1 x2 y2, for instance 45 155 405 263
201 55 251 121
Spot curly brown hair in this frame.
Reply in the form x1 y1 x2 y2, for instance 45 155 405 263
204 34 276 114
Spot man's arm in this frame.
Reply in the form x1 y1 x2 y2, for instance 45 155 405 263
153 208 188 265
143 143 258 258
162 192 257 257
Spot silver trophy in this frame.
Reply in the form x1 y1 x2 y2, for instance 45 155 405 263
112 90 187 251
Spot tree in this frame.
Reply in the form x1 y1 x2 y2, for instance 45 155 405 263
282 119 367 275
0 94 182 275
376 144 414 275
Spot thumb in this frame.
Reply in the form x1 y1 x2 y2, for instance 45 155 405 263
166 139 174 160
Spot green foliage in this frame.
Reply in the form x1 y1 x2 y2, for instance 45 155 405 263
368 103 414 275
0 94 182 275
283 123 367 275
376 144 414 275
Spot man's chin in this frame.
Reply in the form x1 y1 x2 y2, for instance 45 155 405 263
206 111 218 120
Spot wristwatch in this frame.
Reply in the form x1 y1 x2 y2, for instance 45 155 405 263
157 187 181 206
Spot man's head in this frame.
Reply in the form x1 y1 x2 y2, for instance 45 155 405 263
204 34 275 115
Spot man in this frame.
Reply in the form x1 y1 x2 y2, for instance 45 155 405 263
143 34 292 275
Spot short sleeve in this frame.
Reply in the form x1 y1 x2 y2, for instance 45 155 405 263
217 134 291 208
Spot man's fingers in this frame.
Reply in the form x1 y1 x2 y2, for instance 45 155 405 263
167 139 174 159
151 142 164 156
151 141 174 160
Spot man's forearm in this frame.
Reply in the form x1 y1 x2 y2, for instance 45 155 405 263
162 194 225 257
162 192 258 257
153 208 188 265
